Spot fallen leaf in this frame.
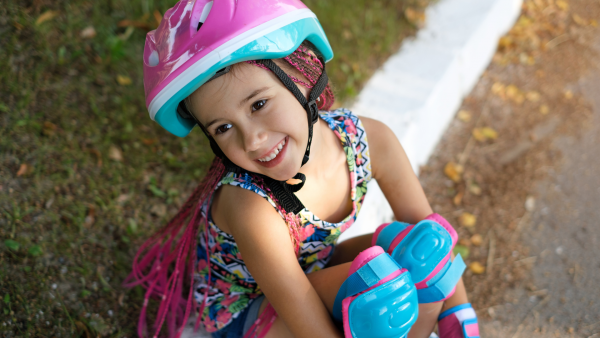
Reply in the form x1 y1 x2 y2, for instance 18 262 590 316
555 0 569 11
118 26 135 41
572 14 588 26
342 29 353 40
469 261 485 274
453 245 470 260
16 163 29 177
526 91 541 102
88 148 102 167
457 110 472 122
405 7 426 27
525 196 536 212
540 104 550 114
591 20 598 27
116 75 132 86
481 127 498 140
472 128 486 142
36 10 58 26
459 212 477 228
498 36 514 51
108 145 123 162
467 180 482 195
153 9 162 26
491 82 505 97
141 138 157 145
117 19 152 30
28 245 43 257
453 190 464 206
151 204 167 217
564 90 573 99
470 234 483 246
42 121 57 136
116 194 130 204
505 85 518 98
459 238 471 246
444 162 463 183
80 26 96 39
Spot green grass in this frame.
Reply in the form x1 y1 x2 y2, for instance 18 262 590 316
0 0 428 336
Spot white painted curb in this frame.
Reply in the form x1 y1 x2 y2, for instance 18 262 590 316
339 0 523 242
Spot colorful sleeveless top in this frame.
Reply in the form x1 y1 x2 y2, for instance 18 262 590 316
194 108 372 332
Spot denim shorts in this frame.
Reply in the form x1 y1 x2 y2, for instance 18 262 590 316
211 296 265 338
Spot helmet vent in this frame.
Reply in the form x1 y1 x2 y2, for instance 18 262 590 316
197 1 213 31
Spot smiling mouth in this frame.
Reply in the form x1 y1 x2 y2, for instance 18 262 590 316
257 138 286 162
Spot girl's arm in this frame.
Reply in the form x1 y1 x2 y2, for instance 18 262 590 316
213 184 344 338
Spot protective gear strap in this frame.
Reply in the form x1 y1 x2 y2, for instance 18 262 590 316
416 254 466 303
332 253 401 322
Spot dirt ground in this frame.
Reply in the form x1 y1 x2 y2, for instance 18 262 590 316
418 0 600 336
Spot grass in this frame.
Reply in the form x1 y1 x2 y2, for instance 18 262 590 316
0 0 429 336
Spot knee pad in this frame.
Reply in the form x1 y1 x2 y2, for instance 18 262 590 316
438 303 479 338
372 214 466 303
333 246 418 338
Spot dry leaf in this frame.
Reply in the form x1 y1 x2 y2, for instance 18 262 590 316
470 234 483 246
153 9 162 26
491 82 505 96
540 104 550 114
469 262 485 274
572 14 588 26
555 0 569 11
108 145 123 162
453 190 464 206
36 10 58 26
118 26 134 41
16 164 29 177
498 36 513 51
151 204 167 217
481 127 498 140
526 91 541 102
472 128 486 142
42 121 57 136
591 20 598 27
117 194 131 204
405 8 426 27
468 181 482 195
459 212 477 228
444 162 463 183
564 90 573 99
116 75 132 86
80 26 96 39
457 110 472 122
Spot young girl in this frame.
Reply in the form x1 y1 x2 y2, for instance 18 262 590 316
128 1 480 338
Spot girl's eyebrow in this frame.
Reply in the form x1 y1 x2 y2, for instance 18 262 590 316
239 86 271 107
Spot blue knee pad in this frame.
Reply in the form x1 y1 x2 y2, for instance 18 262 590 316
333 247 419 338
374 216 466 303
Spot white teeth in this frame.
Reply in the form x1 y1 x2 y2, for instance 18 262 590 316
258 139 286 162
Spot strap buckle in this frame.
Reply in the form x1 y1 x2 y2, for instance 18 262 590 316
306 100 319 124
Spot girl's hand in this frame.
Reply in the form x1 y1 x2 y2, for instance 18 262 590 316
212 185 344 338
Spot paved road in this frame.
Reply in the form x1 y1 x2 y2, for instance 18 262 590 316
481 60 600 338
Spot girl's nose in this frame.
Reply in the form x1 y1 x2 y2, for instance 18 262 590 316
241 127 267 153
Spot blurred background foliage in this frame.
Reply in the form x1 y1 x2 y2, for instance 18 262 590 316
0 0 428 336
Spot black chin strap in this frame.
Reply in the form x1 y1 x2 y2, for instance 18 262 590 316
177 57 329 214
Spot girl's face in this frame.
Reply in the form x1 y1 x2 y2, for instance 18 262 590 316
188 62 310 181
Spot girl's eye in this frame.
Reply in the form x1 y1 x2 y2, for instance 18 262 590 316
215 124 232 135
252 99 266 111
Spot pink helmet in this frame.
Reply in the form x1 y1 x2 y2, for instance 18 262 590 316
143 0 333 137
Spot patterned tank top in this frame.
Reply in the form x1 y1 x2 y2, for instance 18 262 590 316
195 108 372 332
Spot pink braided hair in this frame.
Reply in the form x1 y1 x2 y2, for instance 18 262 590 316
126 43 333 338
